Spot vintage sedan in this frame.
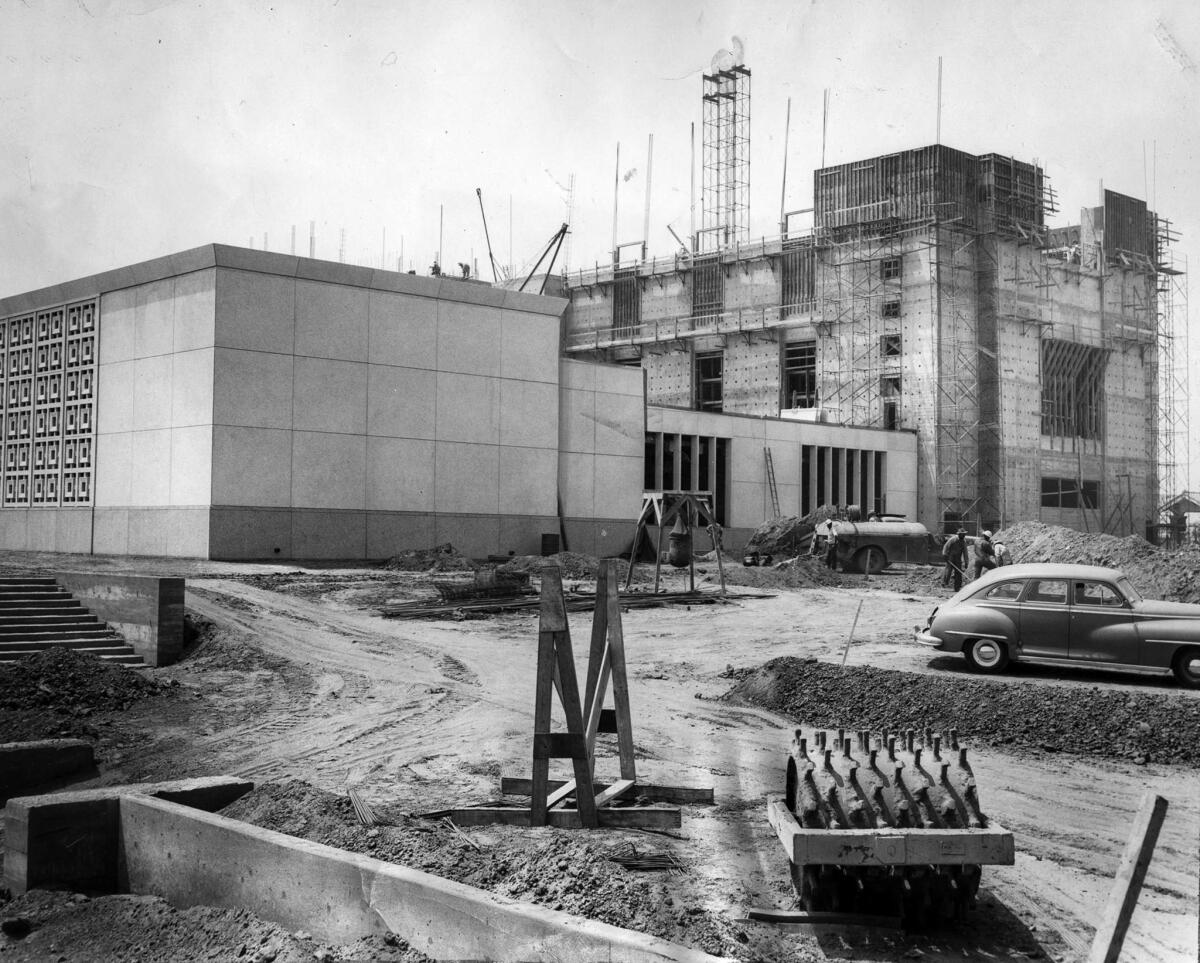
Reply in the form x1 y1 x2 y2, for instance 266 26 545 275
914 563 1200 687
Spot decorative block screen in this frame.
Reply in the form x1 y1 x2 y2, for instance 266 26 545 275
0 300 96 507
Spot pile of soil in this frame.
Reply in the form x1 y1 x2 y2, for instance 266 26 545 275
498 552 646 583
0 649 170 743
742 505 837 557
221 781 754 959
383 544 477 573
0 889 431 962
996 521 1200 603
726 656 1200 764
715 556 842 591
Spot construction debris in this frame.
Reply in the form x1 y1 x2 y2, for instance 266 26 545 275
378 588 769 621
742 506 838 559
384 544 477 573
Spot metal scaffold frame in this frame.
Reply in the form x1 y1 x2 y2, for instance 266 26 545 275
700 65 750 253
1154 217 1189 510
930 223 998 532
813 232 902 430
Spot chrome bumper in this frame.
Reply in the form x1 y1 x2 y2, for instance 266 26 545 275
913 628 943 648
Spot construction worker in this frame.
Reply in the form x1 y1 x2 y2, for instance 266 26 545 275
994 540 1010 566
823 519 839 571
942 527 968 590
973 530 998 580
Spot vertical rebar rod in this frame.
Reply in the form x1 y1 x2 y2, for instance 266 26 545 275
612 142 620 261
642 134 654 260
779 97 791 234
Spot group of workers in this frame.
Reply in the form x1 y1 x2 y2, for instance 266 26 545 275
940 528 1009 591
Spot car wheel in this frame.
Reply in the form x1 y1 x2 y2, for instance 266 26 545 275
963 637 1009 673
1172 648 1200 688
854 547 886 575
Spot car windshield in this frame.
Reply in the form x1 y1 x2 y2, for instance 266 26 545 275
1116 577 1142 603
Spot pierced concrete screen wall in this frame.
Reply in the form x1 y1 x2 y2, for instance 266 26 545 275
1 300 96 507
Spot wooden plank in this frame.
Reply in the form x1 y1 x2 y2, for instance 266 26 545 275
594 778 636 808
530 569 566 827
550 605 598 828
744 908 902 929
605 562 637 782
583 643 612 762
533 733 588 760
1087 792 1169 963
545 780 576 810
766 794 1014 867
501 777 714 804
431 807 682 830
583 560 610 722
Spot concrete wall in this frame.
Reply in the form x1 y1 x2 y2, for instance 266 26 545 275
55 573 185 667
207 258 566 560
94 269 216 557
647 406 918 549
0 245 574 560
557 360 644 556
5 784 723 963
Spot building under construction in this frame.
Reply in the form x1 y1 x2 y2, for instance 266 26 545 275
564 87 1187 537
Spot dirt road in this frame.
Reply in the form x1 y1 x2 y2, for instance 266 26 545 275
122 569 1196 963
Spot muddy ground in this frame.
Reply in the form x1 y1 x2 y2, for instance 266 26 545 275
0 548 1196 962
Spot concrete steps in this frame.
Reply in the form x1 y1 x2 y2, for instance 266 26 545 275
0 577 144 667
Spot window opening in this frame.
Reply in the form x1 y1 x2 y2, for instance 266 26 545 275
695 351 723 412
782 341 817 408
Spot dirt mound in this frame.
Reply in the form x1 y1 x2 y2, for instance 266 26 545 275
383 543 477 572
742 505 837 557
498 552 648 583
716 557 842 590
222 781 753 959
0 889 431 962
0 648 163 714
996 521 1200 603
725 656 1200 765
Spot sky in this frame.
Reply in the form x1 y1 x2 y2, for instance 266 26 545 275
3 0 1199 485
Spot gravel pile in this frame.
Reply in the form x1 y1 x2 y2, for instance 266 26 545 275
996 521 1200 603
222 781 755 959
725 656 1200 765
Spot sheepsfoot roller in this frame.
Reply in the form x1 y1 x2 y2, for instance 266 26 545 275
768 727 1014 929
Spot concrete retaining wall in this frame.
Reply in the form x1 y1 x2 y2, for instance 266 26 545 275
0 739 95 802
55 573 185 667
4 780 727 963
3 776 252 895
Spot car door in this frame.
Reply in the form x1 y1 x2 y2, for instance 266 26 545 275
1068 579 1137 664
1017 578 1071 657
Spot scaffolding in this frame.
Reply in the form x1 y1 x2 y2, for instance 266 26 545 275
700 65 750 253
1154 215 1189 510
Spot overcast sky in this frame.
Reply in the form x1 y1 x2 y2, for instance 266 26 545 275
3 0 1199 484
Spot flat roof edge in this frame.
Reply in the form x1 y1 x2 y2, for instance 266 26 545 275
1 245 566 319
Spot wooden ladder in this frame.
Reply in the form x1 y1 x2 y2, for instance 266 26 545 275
764 447 781 517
